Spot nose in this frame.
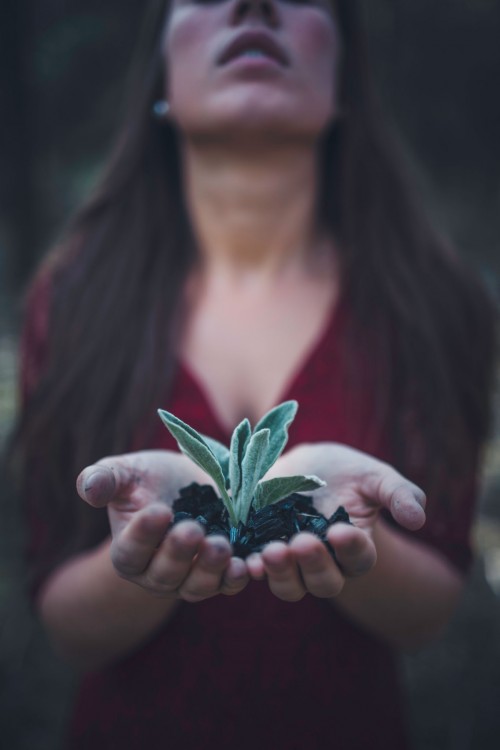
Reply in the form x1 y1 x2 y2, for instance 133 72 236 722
230 0 281 28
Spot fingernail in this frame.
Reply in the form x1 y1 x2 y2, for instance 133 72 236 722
143 505 171 531
230 558 247 579
246 553 260 566
175 522 204 545
80 467 113 501
83 472 100 493
206 541 229 561
263 552 288 571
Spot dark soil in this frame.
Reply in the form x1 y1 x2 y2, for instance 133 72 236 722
171 482 351 559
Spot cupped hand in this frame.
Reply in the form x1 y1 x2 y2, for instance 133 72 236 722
246 442 426 601
76 450 249 601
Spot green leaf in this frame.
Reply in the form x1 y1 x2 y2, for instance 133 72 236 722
229 418 251 500
157 410 235 523
253 400 298 477
200 434 230 484
254 475 326 511
236 428 270 524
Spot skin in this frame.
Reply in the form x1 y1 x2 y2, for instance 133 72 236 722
37 0 465 670
77 451 247 602
165 0 342 141
76 444 426 600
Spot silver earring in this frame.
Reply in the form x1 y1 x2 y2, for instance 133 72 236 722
152 100 170 120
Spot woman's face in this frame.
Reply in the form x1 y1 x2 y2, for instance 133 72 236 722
163 0 342 141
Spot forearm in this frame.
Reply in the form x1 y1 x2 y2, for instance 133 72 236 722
334 519 464 650
37 538 179 671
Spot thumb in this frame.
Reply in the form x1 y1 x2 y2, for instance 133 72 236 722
388 482 427 531
362 467 427 531
76 457 135 508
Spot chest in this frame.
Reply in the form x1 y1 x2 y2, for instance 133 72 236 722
178 278 338 432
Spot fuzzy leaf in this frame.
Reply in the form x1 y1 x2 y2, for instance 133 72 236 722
253 475 326 511
236 428 270 524
229 418 251 500
200 435 230 484
253 400 298 477
157 410 234 520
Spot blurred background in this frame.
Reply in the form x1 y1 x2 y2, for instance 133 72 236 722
0 0 499 747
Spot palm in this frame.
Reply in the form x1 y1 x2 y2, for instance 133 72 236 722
78 449 211 538
270 442 426 534
77 450 248 600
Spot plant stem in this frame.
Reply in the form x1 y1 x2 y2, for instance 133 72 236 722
229 526 239 545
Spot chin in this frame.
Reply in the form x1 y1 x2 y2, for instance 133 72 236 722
180 104 333 143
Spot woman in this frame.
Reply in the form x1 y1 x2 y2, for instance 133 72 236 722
11 0 496 748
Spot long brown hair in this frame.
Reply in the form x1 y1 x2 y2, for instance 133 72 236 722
8 0 497 575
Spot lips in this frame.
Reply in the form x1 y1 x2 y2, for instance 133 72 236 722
218 30 289 68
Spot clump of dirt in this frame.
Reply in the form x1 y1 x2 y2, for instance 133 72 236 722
171 482 351 559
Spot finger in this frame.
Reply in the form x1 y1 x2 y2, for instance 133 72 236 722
362 469 426 531
145 521 206 595
289 533 344 597
326 524 377 576
246 553 266 581
221 556 250 596
110 504 173 577
77 458 136 508
178 535 232 603
261 542 307 602
389 483 426 530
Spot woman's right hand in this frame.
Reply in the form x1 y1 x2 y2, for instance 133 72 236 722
76 450 249 602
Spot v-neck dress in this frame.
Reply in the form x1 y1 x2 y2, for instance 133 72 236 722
20 276 478 750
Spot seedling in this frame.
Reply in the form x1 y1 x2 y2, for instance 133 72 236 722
157 400 326 541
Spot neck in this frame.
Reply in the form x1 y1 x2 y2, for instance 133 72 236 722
181 139 328 283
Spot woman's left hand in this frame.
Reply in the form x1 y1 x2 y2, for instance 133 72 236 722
246 442 426 602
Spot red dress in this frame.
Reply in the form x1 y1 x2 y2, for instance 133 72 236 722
21 276 477 750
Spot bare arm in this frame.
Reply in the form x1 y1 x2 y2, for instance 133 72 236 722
38 538 179 672
37 451 249 671
333 519 464 650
